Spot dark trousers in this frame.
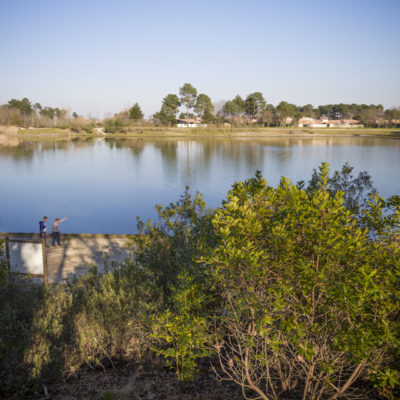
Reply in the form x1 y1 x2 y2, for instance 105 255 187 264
40 232 47 246
52 232 60 246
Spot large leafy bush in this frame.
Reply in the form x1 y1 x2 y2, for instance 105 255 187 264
206 163 400 400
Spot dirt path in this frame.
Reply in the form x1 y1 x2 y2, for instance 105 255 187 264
2 234 134 285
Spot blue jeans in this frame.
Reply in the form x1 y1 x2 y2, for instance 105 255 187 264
52 232 60 245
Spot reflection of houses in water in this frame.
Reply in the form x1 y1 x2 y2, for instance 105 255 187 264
298 117 363 128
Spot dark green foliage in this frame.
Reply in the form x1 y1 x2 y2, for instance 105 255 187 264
202 109 214 124
130 189 216 381
130 188 215 296
153 94 181 126
232 95 245 116
276 100 301 123
244 92 266 119
104 118 126 133
129 103 144 120
134 163 400 397
0 239 7 285
195 94 214 119
179 112 196 119
7 97 33 115
0 279 44 398
206 164 400 399
39 107 56 120
179 83 197 118
151 271 213 381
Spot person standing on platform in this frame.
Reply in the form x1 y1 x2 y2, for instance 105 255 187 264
39 216 48 246
51 217 67 246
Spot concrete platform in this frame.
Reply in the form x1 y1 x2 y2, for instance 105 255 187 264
1 233 134 284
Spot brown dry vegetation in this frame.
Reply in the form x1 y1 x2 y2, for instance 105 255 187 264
0 125 19 135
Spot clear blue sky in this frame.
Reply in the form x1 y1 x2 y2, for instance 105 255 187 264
0 0 399 118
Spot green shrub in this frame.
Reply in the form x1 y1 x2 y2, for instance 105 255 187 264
205 163 400 400
25 284 73 380
24 262 161 382
130 188 215 298
104 118 126 133
129 189 216 381
151 271 212 381
66 264 157 373
68 119 96 133
129 164 400 397
0 278 44 397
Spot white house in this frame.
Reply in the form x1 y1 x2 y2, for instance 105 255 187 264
177 118 207 128
298 117 362 128
298 117 327 128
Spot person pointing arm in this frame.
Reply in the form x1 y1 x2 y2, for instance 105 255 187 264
51 217 67 246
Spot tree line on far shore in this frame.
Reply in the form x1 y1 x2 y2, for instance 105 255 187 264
1 84 400 132
152 83 400 128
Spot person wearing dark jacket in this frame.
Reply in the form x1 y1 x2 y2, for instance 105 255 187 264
39 216 48 245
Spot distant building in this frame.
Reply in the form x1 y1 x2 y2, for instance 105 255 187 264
298 117 362 128
284 117 294 125
297 117 315 127
177 117 207 128
298 117 326 128
327 120 343 127
340 119 363 127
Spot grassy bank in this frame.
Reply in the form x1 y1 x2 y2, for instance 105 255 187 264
1 125 399 139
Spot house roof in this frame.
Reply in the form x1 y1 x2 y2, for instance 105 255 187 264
177 118 201 124
298 117 315 123
342 119 360 124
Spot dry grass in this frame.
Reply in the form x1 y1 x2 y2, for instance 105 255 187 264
1 125 399 140
0 125 19 135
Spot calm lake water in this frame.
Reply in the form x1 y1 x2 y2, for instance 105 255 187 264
1 136 399 233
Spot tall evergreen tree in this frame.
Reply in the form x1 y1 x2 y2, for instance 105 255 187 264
129 103 144 120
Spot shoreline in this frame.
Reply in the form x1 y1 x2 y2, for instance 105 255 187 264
1 126 399 140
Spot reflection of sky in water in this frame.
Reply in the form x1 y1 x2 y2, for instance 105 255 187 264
0 137 399 233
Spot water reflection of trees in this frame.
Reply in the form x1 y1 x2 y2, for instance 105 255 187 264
116 137 400 189
0 140 37 160
0 135 399 166
0 137 94 162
